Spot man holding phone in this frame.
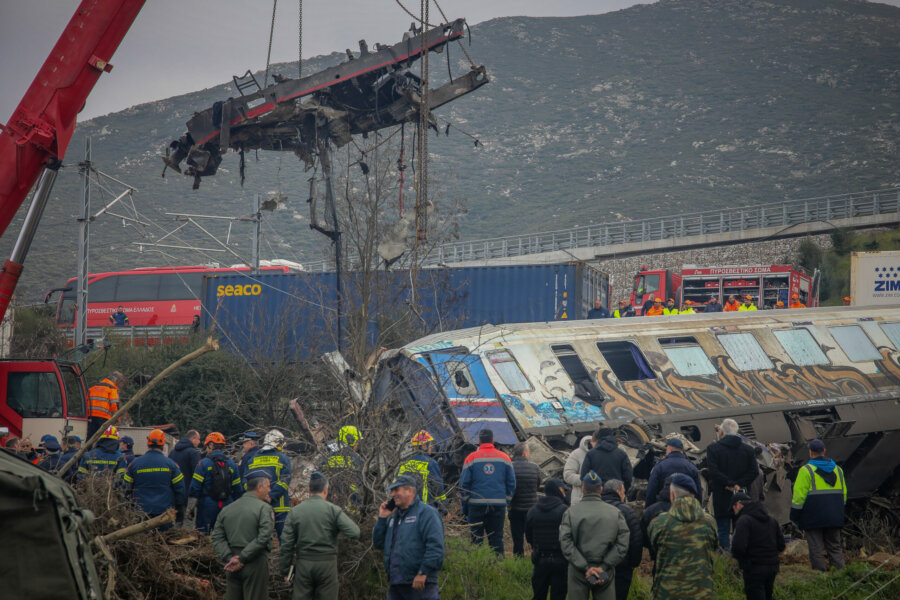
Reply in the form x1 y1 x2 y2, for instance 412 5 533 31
373 475 445 599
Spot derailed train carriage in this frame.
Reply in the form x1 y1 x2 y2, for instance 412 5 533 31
367 306 900 521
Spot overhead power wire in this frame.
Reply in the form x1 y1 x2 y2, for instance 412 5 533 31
264 0 278 86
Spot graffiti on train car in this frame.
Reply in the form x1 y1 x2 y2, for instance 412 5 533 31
596 348 900 419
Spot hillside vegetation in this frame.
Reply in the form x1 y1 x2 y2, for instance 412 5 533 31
4 0 900 301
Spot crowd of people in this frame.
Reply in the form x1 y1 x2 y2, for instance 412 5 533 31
3 416 848 600
590 292 846 319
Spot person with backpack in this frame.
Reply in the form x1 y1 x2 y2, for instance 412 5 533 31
189 432 243 534
123 429 186 526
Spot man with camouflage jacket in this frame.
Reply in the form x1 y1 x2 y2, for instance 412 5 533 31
648 474 717 600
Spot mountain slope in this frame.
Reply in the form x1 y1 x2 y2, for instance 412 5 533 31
4 0 900 301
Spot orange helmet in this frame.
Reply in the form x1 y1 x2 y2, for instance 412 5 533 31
100 426 119 440
205 432 226 446
147 429 166 446
411 430 435 446
791 293 799 299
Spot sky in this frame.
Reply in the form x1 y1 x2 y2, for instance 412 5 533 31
0 0 646 123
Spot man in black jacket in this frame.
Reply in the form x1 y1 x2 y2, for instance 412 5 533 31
730 492 784 600
510 442 542 556
169 429 202 525
526 479 570 600
601 479 642 600
706 419 758 550
580 426 633 492
641 476 673 560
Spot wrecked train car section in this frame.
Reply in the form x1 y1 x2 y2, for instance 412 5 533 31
163 18 488 187
368 307 900 519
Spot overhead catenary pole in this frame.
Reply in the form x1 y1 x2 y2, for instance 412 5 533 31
76 138 92 347
252 193 261 273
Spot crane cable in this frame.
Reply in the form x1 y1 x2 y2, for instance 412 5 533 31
264 0 278 86
393 0 477 69
298 0 303 78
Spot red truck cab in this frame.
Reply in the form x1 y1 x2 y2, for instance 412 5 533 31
630 267 682 315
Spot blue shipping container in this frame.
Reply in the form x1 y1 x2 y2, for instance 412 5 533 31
202 263 608 360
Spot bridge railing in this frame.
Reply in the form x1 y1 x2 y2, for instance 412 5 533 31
302 187 900 270
64 325 195 346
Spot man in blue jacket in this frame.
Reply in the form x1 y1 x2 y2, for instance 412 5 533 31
644 438 703 505
123 429 186 526
373 475 445 600
189 432 243 533
78 426 127 479
169 429 202 526
791 439 847 571
459 429 516 555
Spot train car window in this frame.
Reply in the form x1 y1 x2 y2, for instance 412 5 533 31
444 361 479 396
7 372 64 418
879 323 900 350
717 333 774 371
658 337 716 376
595 341 657 381
158 273 204 300
87 276 117 302
551 345 606 403
486 349 533 392
773 329 829 366
115 274 161 302
828 326 882 362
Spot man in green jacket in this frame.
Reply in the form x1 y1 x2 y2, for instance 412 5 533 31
648 473 718 600
560 470 630 600
280 472 361 600
211 470 275 600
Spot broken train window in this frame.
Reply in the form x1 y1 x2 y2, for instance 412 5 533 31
486 349 532 393
550 345 605 404
595 341 657 382
444 360 479 396
773 329 829 366
658 336 716 376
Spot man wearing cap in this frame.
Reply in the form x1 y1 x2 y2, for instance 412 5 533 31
245 429 292 539
78 426 127 479
59 436 81 480
842 296 851 306
644 438 702 507
704 295 723 313
398 431 447 515
724 295 741 312
645 298 665 316
588 299 610 319
774 300 785 309
789 293 807 309
612 300 635 318
679 300 696 314
662 298 679 316
123 429 186 524
119 436 136 467
731 491 784 600
560 470 629 600
738 296 758 311
459 429 516 555
239 431 261 479
790 439 847 571
37 436 63 473
706 419 758 550
190 432 243 534
280 472 360 600
600 479 642 600
373 475 445 600
526 478 570 600
648 473 717 599
212 470 275 600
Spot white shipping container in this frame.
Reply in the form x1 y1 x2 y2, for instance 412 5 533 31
850 251 900 306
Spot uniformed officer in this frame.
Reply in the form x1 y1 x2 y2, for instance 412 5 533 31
78 426 127 479
212 470 275 600
189 432 243 533
322 425 364 505
279 472 361 600
123 429 185 526
244 429 292 539
239 431 261 480
398 430 447 515
37 436 63 473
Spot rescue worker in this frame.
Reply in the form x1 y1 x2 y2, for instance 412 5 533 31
189 432 243 534
724 294 741 312
322 425 364 505
587 299 610 319
600 479 642 600
731 492 784 600
738 295 758 311
774 300 785 309
842 296 851 306
648 474 717 599
373 474 446 600
109 305 130 326
170 429 202 526
239 431 261 480
78 426 126 478
37 436 63 473
245 429 292 539
789 293 807 309
119 436 136 465
704 295 723 312
790 438 847 571
87 371 126 438
644 438 703 506
123 429 186 525
612 300 635 318
279 472 361 600
526 478 570 600
662 298 679 315
398 430 447 514
680 300 696 314
509 441 541 556
211 470 275 600
645 297 665 316
460 428 516 555
559 471 630 600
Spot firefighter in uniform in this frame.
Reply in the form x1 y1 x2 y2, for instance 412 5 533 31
645 297 665 316
87 371 126 438
190 432 243 533
398 430 448 515
123 429 185 526
78 426 126 479
738 295 758 311
322 425 364 505
789 293 807 309
244 429 292 539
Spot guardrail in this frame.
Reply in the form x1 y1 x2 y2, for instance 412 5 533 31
301 187 900 271
64 325 195 345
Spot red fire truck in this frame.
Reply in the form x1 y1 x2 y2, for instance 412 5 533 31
629 264 819 314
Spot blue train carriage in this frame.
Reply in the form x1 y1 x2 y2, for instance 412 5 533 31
371 305 900 519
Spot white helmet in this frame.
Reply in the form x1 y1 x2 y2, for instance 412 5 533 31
262 429 285 450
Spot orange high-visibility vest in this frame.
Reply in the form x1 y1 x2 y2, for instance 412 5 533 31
646 305 665 316
723 301 741 312
88 379 120 420
789 302 807 309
